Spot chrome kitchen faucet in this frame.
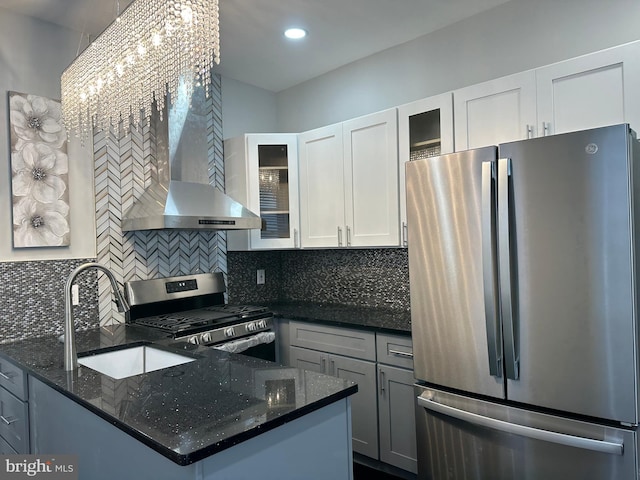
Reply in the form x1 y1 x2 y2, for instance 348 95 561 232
64 263 129 371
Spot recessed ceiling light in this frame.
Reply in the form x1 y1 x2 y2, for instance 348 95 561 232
284 28 307 40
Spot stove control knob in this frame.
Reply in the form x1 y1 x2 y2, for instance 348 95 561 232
258 320 267 329
224 327 235 338
201 332 212 343
188 336 199 345
246 322 256 332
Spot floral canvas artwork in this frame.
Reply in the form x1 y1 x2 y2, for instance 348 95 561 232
9 92 70 247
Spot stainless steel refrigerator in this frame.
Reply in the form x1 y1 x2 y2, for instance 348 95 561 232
406 123 640 479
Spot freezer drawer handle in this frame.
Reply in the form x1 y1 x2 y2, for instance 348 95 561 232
418 396 623 456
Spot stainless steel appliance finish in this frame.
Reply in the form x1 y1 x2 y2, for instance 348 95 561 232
415 386 637 480
125 273 275 359
406 124 640 479
121 83 262 232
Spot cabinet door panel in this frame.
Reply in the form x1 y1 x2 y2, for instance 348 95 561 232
343 109 399 247
289 346 325 374
378 365 417 473
536 42 640 136
454 71 537 150
0 388 28 453
331 355 378 459
298 124 345 248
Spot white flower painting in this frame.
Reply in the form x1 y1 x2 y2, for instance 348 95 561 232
9 92 70 247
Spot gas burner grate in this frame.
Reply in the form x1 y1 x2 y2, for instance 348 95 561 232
134 305 270 334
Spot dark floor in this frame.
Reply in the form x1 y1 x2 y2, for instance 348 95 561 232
353 462 405 480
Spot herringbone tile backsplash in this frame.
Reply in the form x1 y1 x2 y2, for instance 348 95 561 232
93 74 227 325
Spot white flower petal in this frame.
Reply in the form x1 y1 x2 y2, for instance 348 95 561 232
41 117 62 134
11 173 33 197
49 152 68 175
32 176 66 203
29 96 48 116
19 143 38 170
10 151 26 174
42 211 69 237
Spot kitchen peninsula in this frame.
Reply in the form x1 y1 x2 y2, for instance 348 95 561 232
0 324 357 480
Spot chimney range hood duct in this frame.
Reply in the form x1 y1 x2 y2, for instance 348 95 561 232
122 80 261 232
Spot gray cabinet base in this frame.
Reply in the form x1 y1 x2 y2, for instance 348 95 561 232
28 377 354 480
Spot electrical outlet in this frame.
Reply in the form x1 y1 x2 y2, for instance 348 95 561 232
257 269 265 285
71 284 80 306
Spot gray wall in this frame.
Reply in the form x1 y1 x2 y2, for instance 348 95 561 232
221 77 278 139
0 8 96 262
274 0 640 132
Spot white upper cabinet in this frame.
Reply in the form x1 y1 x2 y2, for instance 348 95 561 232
298 109 399 248
225 134 300 250
454 71 537 150
454 42 640 151
397 93 454 246
535 42 640 136
298 124 345 248
343 109 399 247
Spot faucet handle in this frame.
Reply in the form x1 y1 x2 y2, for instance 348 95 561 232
112 289 130 313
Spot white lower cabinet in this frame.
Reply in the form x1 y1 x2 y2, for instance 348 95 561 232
287 320 416 474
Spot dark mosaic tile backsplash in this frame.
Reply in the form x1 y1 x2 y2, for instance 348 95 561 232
0 259 99 344
227 249 410 310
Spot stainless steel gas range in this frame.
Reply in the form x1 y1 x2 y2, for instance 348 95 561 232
124 273 276 361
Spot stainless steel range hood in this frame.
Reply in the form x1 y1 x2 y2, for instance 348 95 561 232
122 80 261 232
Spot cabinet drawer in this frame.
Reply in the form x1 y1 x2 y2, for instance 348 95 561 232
376 333 414 369
289 321 376 361
0 388 29 453
0 358 27 401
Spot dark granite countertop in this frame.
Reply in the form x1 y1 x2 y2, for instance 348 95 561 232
0 324 357 466
266 301 412 335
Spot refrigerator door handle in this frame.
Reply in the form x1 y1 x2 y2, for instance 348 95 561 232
482 160 502 377
417 395 624 456
498 158 519 380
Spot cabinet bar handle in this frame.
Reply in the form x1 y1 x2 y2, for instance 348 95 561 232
542 122 550 137
294 228 298 248
0 371 14 381
388 349 413 358
346 226 352 247
526 124 533 139
402 222 408 247
330 359 336 376
337 227 343 247
0 415 17 426
379 369 385 394
321 357 327 374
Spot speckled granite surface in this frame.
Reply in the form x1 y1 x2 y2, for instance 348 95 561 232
0 325 357 465
267 301 412 335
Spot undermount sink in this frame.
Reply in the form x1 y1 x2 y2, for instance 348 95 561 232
78 345 195 379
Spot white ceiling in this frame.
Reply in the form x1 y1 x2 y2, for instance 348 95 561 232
1 0 511 92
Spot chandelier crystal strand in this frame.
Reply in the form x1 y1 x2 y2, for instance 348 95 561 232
61 0 220 138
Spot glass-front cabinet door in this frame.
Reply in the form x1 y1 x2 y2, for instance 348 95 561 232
225 133 299 250
397 93 454 246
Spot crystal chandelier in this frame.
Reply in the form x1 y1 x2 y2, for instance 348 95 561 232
61 0 219 138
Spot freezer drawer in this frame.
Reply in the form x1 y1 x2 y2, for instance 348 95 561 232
415 386 637 480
